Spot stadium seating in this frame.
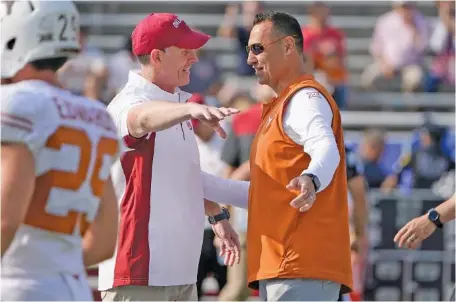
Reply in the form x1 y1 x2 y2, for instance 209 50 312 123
76 1 454 120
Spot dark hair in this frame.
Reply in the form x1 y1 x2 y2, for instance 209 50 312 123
253 11 304 53
30 57 68 72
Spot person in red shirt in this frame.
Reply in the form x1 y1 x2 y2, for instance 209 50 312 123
301 2 348 108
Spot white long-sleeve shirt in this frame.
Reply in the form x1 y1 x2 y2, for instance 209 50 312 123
202 87 340 209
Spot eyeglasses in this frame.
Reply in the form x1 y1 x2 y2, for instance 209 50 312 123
246 35 297 55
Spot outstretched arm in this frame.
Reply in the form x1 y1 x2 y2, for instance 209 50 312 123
127 101 238 139
394 194 455 249
201 171 249 209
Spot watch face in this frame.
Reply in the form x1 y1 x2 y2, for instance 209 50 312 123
429 210 439 221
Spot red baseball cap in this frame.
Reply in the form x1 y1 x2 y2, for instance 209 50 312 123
132 13 211 55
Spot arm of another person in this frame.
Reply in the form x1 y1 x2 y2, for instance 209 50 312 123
1 143 35 257
82 177 119 267
348 175 368 239
127 100 238 139
229 161 251 181
394 194 455 249
346 148 368 239
201 171 249 209
220 127 243 179
437 194 456 222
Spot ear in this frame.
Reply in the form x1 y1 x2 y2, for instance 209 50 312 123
150 49 162 67
284 36 296 56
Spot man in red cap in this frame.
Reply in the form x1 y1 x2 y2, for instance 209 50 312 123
98 13 250 301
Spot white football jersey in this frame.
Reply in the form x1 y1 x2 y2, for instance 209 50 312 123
1 80 122 277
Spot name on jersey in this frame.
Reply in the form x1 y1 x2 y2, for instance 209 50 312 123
53 97 116 133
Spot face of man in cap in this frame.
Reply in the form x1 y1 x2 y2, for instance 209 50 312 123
149 47 198 89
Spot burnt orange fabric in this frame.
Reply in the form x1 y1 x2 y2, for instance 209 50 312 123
247 75 353 294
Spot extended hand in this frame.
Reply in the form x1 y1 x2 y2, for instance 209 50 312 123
212 220 241 266
394 215 437 249
188 103 239 138
286 175 316 212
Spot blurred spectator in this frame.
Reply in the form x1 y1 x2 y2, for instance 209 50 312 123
189 94 228 299
424 1 455 92
181 48 222 106
301 1 348 108
383 123 455 191
106 36 140 101
218 93 262 301
58 26 109 101
217 1 263 98
361 1 429 92
358 128 389 189
218 1 263 77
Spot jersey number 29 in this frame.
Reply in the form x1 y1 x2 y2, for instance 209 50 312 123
23 126 118 236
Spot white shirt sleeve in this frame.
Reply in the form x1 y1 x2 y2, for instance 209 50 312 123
108 94 145 150
1 89 57 160
201 171 249 209
282 88 340 192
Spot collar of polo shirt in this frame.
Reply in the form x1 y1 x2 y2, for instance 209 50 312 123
126 71 190 102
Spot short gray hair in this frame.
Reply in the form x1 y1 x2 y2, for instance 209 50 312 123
136 48 167 66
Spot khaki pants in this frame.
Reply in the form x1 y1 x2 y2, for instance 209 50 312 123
218 232 251 301
101 284 197 301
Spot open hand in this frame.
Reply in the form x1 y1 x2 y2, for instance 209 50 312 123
212 220 241 266
287 175 317 212
394 215 437 249
188 103 239 138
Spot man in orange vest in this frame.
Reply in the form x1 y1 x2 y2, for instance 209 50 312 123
245 11 353 300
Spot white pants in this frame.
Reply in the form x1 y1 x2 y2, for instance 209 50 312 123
1 274 93 301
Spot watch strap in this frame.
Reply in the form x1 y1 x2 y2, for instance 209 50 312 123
208 207 230 225
428 209 443 228
302 173 320 191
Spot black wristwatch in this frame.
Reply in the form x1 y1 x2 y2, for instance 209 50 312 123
208 207 230 225
427 208 443 228
302 173 321 192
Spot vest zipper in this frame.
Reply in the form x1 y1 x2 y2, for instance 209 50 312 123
178 92 185 140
